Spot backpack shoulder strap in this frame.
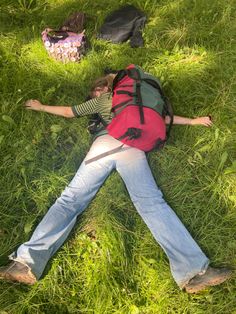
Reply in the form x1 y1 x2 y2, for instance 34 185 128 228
112 69 128 90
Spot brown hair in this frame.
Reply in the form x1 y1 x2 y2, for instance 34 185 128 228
90 74 116 97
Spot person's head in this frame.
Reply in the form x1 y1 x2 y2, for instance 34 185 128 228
90 74 116 98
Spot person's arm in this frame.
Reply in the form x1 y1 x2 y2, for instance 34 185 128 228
25 96 101 118
25 99 75 118
165 115 212 127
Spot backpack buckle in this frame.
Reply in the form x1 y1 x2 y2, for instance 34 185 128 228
118 127 142 140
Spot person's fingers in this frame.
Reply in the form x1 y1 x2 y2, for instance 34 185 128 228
195 117 213 127
206 117 213 126
25 99 33 107
203 117 212 125
204 119 213 127
25 99 40 110
192 116 213 126
208 120 213 126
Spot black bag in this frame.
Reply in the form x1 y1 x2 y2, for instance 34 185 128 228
97 5 147 47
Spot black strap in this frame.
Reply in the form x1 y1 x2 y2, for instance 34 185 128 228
111 99 132 114
136 81 144 124
126 68 145 124
154 138 166 150
142 78 161 90
97 113 108 127
118 127 142 140
116 90 136 97
85 144 124 165
164 98 173 138
112 69 127 90
47 30 69 44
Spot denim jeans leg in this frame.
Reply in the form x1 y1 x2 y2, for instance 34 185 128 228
10 150 115 279
116 148 209 288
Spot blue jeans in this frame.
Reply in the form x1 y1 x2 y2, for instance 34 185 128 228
10 135 209 288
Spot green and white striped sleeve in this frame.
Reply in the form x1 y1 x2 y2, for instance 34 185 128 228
72 93 112 124
72 97 99 117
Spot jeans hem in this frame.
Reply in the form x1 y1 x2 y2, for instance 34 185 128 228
9 253 38 280
177 261 210 289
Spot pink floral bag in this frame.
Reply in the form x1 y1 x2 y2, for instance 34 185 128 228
41 12 88 63
42 29 87 62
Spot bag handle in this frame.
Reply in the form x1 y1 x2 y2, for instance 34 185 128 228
59 12 86 33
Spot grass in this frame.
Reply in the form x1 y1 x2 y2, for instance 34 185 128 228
0 0 236 313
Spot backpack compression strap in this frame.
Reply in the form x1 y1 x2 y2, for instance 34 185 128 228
126 67 145 124
84 143 125 165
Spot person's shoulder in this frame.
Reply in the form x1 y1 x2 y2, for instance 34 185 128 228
100 92 112 99
97 92 112 103
97 93 112 112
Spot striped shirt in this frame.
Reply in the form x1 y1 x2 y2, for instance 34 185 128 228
72 92 112 124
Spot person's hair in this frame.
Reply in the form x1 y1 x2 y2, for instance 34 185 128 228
90 74 116 97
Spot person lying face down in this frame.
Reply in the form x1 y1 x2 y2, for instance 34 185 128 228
0 71 232 294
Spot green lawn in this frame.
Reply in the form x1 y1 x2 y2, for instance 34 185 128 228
0 0 235 313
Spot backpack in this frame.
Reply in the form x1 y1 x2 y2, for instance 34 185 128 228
85 65 173 165
41 12 88 63
106 64 173 152
97 5 146 48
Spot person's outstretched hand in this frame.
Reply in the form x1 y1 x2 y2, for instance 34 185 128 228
25 99 43 111
191 116 212 127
